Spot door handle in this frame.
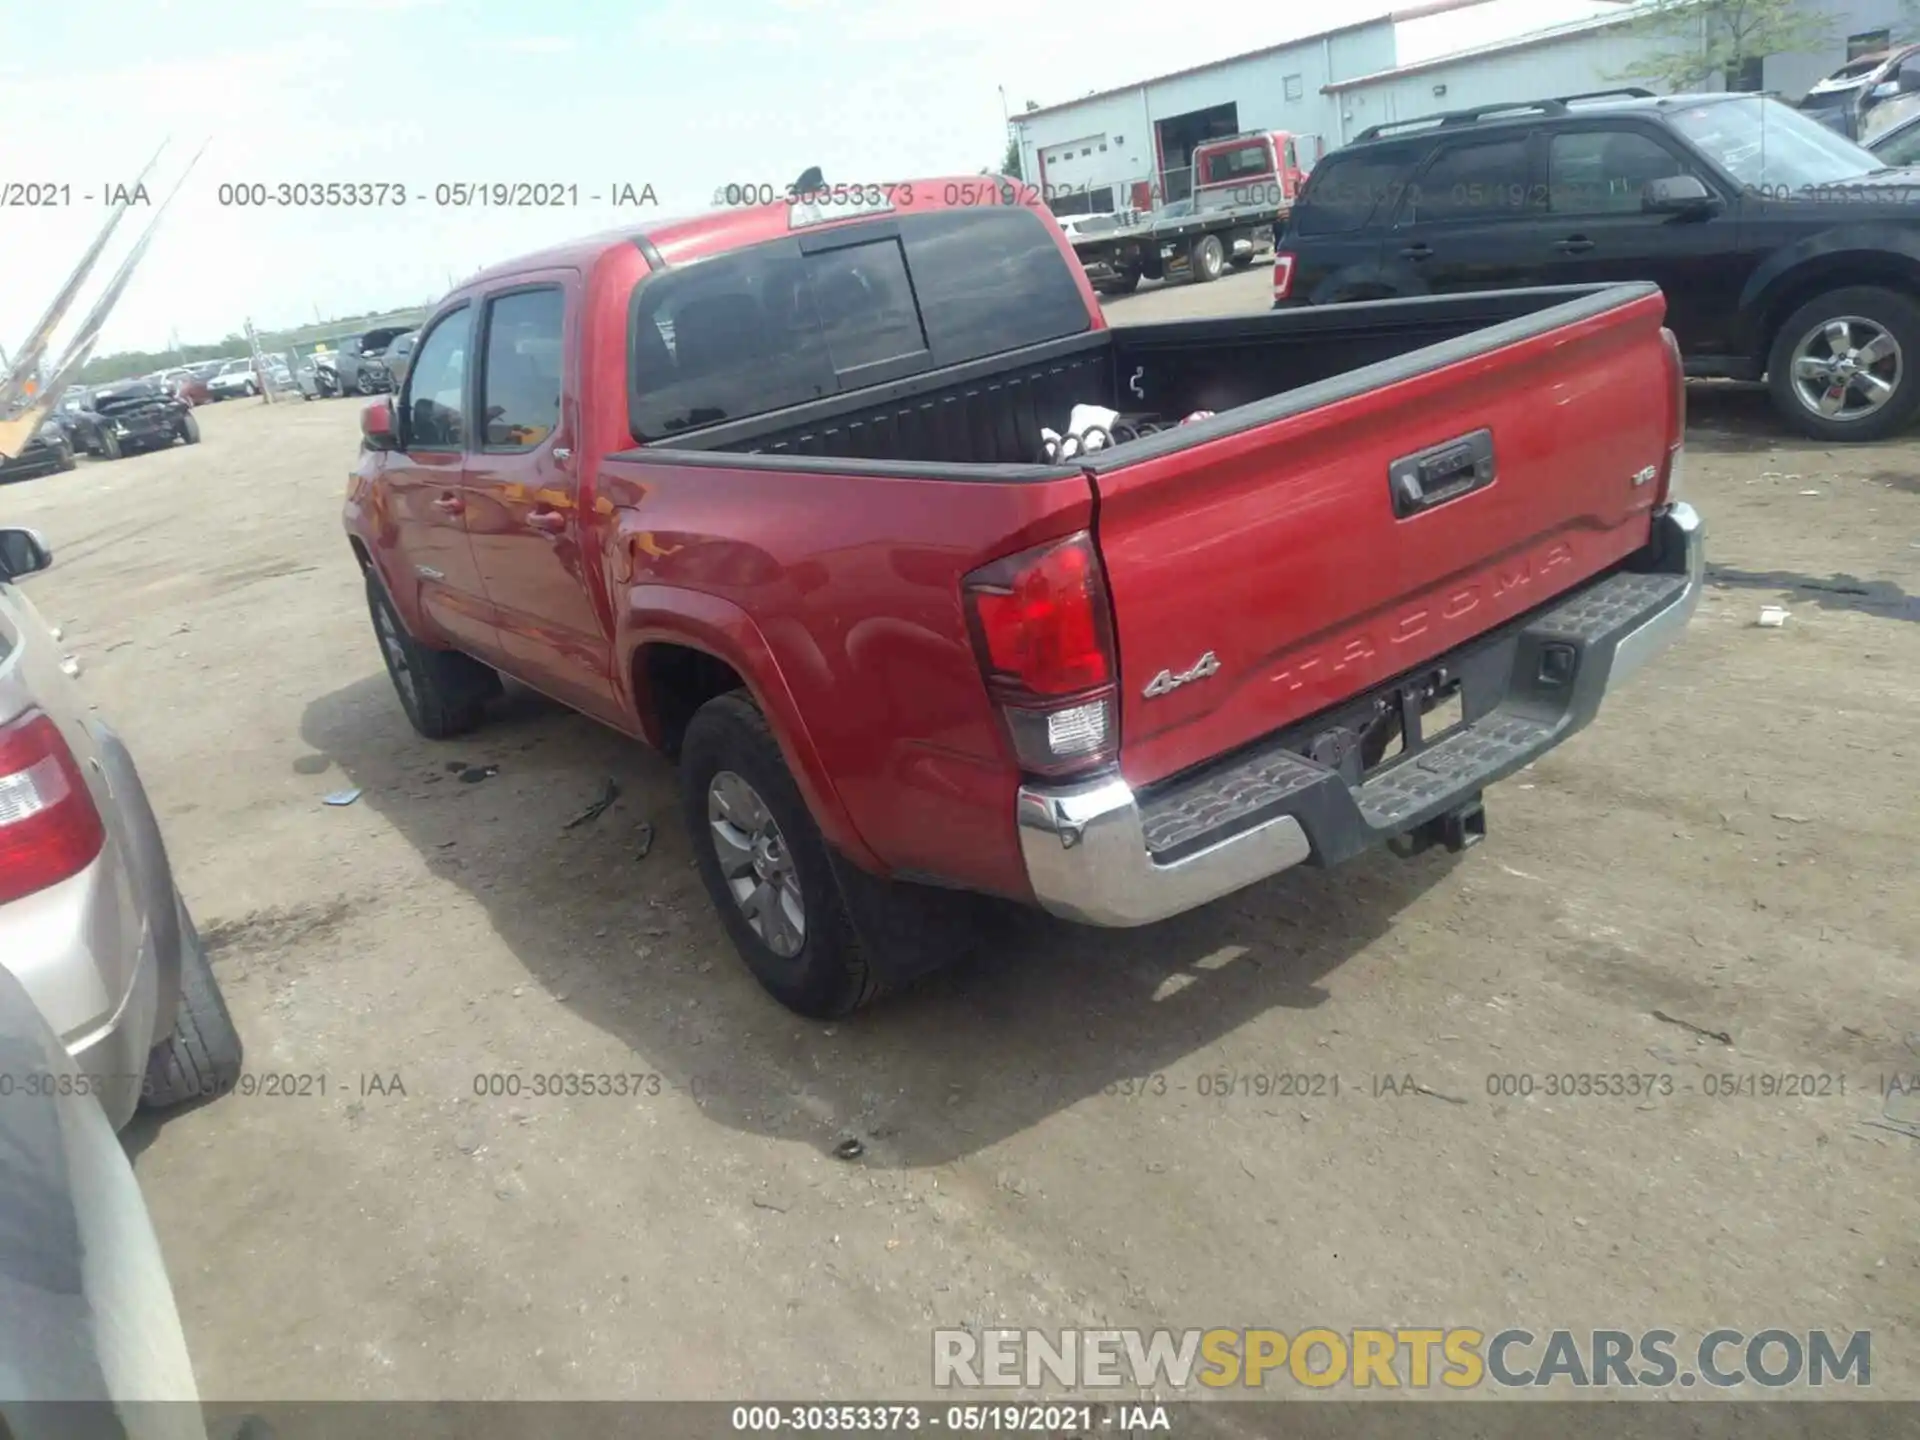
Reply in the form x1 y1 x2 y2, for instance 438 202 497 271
525 508 567 535
1400 243 1433 261
432 493 465 515
1556 236 1596 254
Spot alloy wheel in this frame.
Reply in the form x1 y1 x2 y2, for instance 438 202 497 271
707 770 806 959
1790 315 1903 423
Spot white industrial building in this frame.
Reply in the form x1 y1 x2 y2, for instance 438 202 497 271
1329 0 1912 139
1012 0 1914 215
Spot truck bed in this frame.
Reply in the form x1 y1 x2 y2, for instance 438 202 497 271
633 285 1646 471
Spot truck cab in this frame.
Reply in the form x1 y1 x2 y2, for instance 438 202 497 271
1189 130 1311 215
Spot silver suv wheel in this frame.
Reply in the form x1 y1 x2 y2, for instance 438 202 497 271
1790 315 1903 422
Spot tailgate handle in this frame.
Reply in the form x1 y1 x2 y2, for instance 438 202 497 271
1389 429 1496 519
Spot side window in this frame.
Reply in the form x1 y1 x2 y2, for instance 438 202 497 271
1401 136 1541 224
1549 130 1688 214
480 288 565 450
1292 147 1422 236
1878 123 1920 169
402 309 470 450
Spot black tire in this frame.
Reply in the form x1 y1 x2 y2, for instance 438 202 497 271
1191 234 1225 283
681 691 881 1018
364 570 501 738
142 902 242 1111
356 371 380 397
1097 267 1142 296
1767 285 1920 443
178 410 201 445
55 443 76 473
97 429 122 461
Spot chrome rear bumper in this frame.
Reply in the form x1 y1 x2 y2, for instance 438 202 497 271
1017 502 1704 928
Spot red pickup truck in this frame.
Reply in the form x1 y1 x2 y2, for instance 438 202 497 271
343 177 1704 1018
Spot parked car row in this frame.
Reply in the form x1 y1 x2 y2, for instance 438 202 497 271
1271 87 1920 441
31 379 200 467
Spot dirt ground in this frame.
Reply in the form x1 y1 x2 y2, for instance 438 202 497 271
6 266 1917 1404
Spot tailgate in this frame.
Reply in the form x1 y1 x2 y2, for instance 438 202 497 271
1087 286 1677 790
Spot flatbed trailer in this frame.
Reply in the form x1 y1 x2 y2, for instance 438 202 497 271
1070 196 1287 293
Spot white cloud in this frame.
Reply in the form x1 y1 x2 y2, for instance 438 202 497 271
303 0 446 11
473 34 577 54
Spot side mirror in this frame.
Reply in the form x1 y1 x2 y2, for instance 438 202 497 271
0 528 53 582
361 399 400 451
1901 60 1920 94
1643 174 1720 216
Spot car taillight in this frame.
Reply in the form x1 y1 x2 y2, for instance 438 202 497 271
1272 253 1296 303
1658 326 1686 506
0 710 106 907
962 531 1120 777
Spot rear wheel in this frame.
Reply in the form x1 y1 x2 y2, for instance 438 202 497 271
1768 285 1920 442
178 410 200 445
1096 267 1142 296
142 901 242 1111
1191 234 1225 283
364 570 501 738
97 429 122 461
681 692 880 1018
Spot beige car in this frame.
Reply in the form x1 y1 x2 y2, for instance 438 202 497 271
0 526 241 1128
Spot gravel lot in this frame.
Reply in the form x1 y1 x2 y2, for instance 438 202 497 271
6 266 1917 1404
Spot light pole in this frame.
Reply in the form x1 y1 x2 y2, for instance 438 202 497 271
998 85 1015 177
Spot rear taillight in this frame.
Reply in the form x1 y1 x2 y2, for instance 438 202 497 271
1272 253 1296 304
0 710 106 906
962 531 1120 778
1658 326 1686 506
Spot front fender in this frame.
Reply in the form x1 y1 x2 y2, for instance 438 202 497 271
618 586 882 873
1735 223 1920 354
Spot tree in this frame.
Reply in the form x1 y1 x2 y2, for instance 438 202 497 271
1613 0 1837 93
1001 135 1023 180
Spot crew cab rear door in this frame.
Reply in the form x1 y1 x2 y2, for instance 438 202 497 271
460 272 626 728
1087 286 1679 792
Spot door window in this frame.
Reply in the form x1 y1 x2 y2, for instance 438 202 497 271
1293 146 1423 235
1548 130 1690 214
480 288 565 450
403 308 470 450
1401 136 1541 224
1876 120 1920 167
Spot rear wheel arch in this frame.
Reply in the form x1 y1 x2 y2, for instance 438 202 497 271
622 614 881 872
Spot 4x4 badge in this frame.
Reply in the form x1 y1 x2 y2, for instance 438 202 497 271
1143 651 1221 699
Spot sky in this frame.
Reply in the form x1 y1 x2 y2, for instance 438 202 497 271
0 0 1625 356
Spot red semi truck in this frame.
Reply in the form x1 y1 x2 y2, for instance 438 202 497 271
344 175 1702 1017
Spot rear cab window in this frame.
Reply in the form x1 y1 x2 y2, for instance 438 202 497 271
1199 140 1275 186
629 207 1092 442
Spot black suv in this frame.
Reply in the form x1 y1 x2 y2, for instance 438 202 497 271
1274 89 1920 441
